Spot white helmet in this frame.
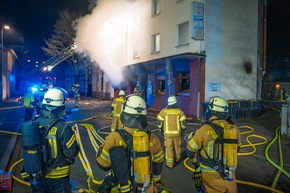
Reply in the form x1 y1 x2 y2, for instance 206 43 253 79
123 95 147 115
208 97 229 113
42 88 65 107
168 96 178 106
119 90 125 96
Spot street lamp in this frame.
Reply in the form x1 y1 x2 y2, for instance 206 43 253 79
0 25 10 103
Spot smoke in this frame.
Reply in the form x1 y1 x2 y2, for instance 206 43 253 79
74 0 133 87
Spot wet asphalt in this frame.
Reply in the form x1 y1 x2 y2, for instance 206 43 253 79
0 97 289 193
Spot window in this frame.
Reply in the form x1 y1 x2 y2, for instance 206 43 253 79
152 33 160 53
152 0 160 16
176 71 190 95
177 21 189 46
156 73 165 94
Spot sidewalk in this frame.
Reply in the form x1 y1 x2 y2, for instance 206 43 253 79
0 97 23 170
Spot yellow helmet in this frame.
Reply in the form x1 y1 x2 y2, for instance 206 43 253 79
208 97 229 113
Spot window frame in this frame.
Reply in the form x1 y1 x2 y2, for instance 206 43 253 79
176 71 190 96
151 33 160 53
177 21 189 46
152 0 161 16
156 73 166 94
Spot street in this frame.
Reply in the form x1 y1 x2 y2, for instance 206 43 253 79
1 97 289 193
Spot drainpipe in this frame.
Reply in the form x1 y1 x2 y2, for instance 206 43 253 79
260 0 267 99
197 57 201 119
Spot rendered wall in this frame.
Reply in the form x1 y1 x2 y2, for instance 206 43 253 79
205 0 259 101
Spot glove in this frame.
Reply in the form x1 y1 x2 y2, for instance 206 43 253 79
192 167 201 191
96 144 104 158
153 180 163 193
187 131 195 141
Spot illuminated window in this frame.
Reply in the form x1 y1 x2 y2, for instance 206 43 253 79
177 21 189 46
176 71 190 95
152 33 160 53
152 0 160 16
156 73 165 94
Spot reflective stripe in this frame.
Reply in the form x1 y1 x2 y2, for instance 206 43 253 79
117 181 131 193
165 148 173 162
152 174 161 181
162 109 183 134
188 139 199 151
66 135 76 148
153 150 164 162
164 130 180 134
180 115 186 121
157 114 164 121
206 141 215 158
47 127 58 158
45 165 71 178
112 97 124 116
100 149 111 162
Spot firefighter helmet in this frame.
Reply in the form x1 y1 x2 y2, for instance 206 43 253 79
42 88 65 107
123 95 147 115
168 96 178 106
121 95 148 129
118 90 125 96
208 97 229 113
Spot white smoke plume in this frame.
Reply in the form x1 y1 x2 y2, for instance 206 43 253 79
74 0 133 87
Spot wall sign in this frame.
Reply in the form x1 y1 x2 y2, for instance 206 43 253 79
192 1 204 40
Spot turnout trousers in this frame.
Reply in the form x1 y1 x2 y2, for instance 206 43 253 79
164 135 182 168
31 176 71 193
111 116 123 132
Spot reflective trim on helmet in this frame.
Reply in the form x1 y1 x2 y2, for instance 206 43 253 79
125 103 146 114
213 103 229 112
44 98 64 103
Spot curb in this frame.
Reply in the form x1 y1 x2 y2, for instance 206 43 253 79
0 124 21 170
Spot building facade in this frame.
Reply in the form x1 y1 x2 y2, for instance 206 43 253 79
77 0 263 119
1 48 18 101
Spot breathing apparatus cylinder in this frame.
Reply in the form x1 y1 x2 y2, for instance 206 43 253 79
21 121 44 178
223 124 238 181
132 130 151 189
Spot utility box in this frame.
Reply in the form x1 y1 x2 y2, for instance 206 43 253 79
281 104 290 138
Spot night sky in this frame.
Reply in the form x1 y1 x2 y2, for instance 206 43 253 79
0 0 290 67
0 0 91 60
267 0 290 70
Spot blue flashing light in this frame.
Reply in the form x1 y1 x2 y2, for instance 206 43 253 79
31 87 38 93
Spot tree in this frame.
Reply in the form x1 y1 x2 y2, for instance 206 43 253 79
41 9 81 83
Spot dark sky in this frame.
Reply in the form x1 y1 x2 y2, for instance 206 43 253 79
0 0 91 60
267 0 290 66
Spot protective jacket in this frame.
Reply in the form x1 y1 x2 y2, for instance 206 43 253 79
96 126 164 193
23 92 35 108
36 117 80 179
157 107 186 137
111 97 125 131
111 97 125 117
186 116 241 193
157 107 186 168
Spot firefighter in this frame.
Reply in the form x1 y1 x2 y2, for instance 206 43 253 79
23 87 36 122
186 96 241 193
29 88 80 193
157 96 186 169
35 84 49 115
96 95 165 193
111 90 126 132
73 84 80 107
